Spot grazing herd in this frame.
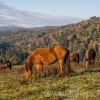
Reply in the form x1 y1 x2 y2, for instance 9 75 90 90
0 45 96 79
24 45 96 79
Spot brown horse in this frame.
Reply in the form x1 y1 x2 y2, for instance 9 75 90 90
0 61 12 71
24 45 70 78
85 48 96 68
69 53 79 63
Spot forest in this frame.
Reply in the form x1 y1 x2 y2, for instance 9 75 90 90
0 16 100 65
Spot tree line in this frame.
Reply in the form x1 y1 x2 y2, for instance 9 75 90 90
0 16 100 65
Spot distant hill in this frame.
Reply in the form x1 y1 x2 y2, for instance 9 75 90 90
0 26 25 31
0 25 57 31
0 16 100 65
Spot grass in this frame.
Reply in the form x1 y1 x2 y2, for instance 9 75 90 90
0 62 100 100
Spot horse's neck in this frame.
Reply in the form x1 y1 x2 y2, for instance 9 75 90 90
27 58 33 69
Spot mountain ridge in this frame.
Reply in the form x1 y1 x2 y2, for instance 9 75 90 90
0 16 100 64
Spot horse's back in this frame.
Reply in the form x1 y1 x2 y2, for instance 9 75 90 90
30 45 68 56
34 47 55 55
28 47 57 64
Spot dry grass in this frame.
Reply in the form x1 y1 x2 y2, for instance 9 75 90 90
0 62 100 100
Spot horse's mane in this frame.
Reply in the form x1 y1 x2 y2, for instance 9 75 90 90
25 61 28 72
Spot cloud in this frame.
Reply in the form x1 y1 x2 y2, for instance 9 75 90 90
0 1 83 28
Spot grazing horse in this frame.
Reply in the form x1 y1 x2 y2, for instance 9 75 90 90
0 61 12 71
69 53 79 63
85 48 96 68
24 45 70 79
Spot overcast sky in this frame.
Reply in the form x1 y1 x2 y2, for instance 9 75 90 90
0 0 100 27
0 0 100 18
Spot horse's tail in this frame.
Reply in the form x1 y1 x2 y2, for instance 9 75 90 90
65 49 70 76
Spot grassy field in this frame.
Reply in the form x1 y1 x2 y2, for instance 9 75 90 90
0 62 100 100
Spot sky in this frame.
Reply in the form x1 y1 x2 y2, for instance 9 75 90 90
0 0 100 18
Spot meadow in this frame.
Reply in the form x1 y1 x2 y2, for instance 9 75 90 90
0 62 100 100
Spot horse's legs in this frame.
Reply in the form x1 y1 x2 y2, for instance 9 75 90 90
59 60 65 75
86 60 91 68
36 64 43 77
90 59 94 68
86 61 88 68
9 68 11 72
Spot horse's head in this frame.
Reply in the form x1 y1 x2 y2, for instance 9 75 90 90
69 53 79 64
24 60 33 79
7 63 12 70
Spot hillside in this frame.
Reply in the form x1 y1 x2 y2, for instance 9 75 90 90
0 16 100 64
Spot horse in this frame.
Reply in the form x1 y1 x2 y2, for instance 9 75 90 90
69 53 79 63
24 45 70 79
0 60 12 71
85 48 96 68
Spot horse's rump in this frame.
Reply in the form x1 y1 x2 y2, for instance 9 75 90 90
85 48 96 68
86 49 96 60
88 49 96 60
54 45 69 60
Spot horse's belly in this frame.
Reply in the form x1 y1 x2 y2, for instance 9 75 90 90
43 59 57 65
42 56 57 65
